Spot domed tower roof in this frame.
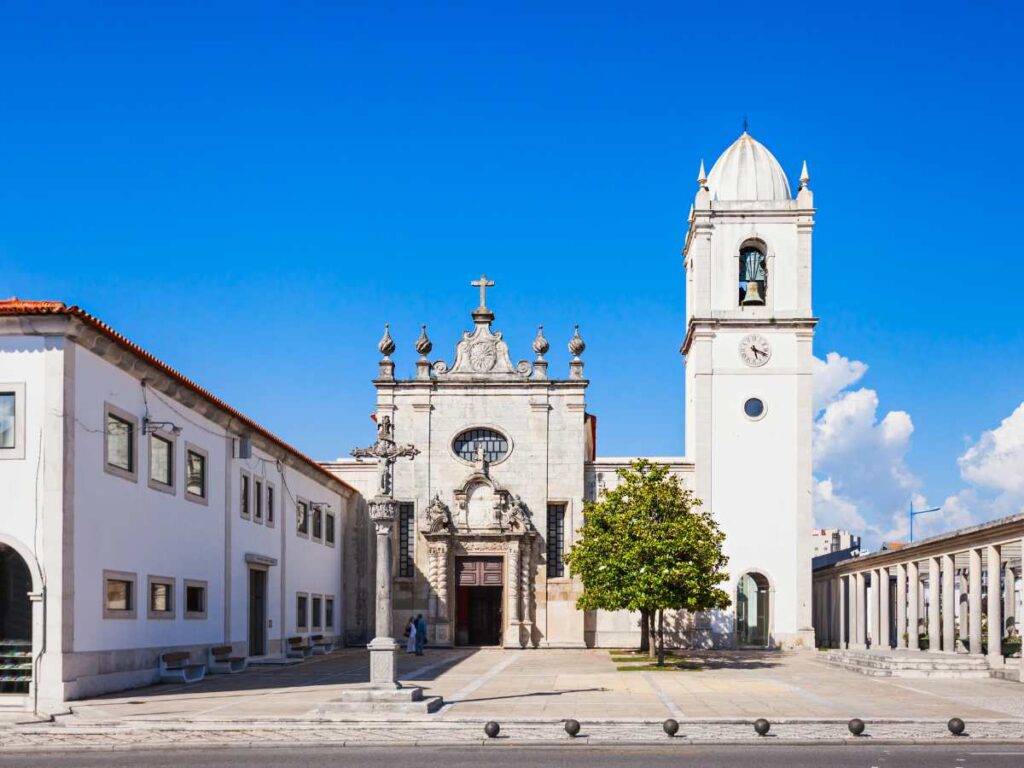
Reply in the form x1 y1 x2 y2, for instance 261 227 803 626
706 131 791 202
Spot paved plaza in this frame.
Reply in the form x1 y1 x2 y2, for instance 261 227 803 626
0 649 1022 751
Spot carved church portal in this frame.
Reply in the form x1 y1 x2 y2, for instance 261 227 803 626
455 557 503 646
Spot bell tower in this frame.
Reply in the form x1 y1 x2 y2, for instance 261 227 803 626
682 132 817 649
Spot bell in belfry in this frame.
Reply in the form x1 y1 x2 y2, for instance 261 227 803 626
742 280 765 305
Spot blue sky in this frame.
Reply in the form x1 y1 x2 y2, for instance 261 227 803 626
2 1 1021 545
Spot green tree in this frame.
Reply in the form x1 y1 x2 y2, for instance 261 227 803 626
565 459 731 665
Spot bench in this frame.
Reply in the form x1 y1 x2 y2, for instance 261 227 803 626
208 645 247 674
309 634 336 655
286 636 313 659
159 652 206 684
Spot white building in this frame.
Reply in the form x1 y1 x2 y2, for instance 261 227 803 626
812 528 861 558
333 130 817 651
0 300 355 709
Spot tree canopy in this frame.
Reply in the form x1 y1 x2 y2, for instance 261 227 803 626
564 459 731 661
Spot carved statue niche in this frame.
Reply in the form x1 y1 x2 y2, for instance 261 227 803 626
423 493 453 534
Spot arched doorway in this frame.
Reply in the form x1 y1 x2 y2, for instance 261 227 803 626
736 571 771 648
0 543 33 695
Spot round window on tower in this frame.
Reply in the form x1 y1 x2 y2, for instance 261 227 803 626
452 428 511 464
744 398 766 420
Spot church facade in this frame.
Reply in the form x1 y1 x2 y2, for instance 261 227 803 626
331 131 818 650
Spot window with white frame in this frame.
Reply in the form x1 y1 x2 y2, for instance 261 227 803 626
296 593 308 631
267 484 275 526
148 433 174 490
312 505 323 541
254 479 264 522
325 597 335 629
297 500 309 536
104 404 138 481
184 580 208 619
103 570 137 619
311 595 322 629
0 383 25 460
185 444 208 502
147 576 175 619
325 512 336 546
240 471 251 518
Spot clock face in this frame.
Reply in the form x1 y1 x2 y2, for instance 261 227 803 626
739 334 771 367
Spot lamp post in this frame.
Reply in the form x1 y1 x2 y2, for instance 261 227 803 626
909 501 940 543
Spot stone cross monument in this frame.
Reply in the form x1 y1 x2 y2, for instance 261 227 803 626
350 415 418 689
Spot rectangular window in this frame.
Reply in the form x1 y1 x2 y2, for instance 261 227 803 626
0 392 15 449
398 503 414 578
254 479 263 522
546 504 566 578
185 444 208 503
104 404 138 481
149 433 174 489
297 501 309 536
147 576 175 619
296 593 308 631
103 570 137 619
312 595 322 629
325 597 334 629
240 472 251 518
312 505 323 540
325 512 336 546
267 485 275 526
184 580 208 619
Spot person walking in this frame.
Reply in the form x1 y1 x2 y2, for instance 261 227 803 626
415 614 427 656
404 617 416 654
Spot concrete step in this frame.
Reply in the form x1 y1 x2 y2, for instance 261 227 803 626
820 650 993 679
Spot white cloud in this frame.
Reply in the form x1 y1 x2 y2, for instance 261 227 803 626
812 352 868 414
958 402 1024 496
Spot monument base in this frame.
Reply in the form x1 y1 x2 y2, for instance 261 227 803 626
367 636 400 689
314 686 443 718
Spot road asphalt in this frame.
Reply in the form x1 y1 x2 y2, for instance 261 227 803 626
4 745 1024 767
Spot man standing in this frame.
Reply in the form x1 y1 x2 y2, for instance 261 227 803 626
415 614 427 656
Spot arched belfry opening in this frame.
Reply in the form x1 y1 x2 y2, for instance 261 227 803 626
0 543 33 695
736 571 771 648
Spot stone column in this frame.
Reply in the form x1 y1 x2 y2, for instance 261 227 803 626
928 556 941 653
907 561 919 650
879 567 890 649
895 563 907 649
986 544 1001 663
969 547 983 655
853 572 866 649
870 570 881 648
505 540 522 647
837 575 847 649
941 553 955 653
520 539 534 647
427 541 451 646
368 498 400 689
1003 561 1015 636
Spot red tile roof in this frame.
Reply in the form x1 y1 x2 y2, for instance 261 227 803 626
0 297 355 494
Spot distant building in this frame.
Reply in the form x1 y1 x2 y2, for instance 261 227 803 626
812 528 861 558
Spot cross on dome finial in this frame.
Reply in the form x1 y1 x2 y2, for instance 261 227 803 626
743 115 748 134
471 274 495 309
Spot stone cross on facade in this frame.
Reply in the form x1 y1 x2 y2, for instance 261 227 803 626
471 274 495 309
349 415 419 689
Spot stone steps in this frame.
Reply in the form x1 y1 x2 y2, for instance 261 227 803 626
820 649 993 678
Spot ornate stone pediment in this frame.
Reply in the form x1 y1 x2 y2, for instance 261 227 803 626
433 323 531 380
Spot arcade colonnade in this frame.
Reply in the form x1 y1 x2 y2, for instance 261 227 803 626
812 514 1023 670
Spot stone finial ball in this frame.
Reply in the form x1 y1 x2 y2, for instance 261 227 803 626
484 721 500 739
564 719 581 737
948 717 966 736
754 718 771 736
848 718 865 736
662 718 679 737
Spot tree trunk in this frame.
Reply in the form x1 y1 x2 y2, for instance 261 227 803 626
657 609 666 667
639 609 650 653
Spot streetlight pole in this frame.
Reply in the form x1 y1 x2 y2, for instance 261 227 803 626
909 501 941 543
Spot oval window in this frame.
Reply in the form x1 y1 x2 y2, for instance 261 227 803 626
744 398 765 419
453 428 509 463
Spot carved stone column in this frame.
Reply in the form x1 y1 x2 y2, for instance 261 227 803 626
368 498 399 689
428 539 451 646
520 537 534 647
505 539 521 647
